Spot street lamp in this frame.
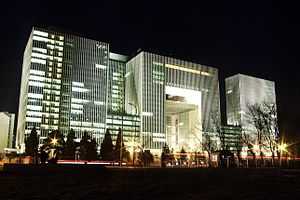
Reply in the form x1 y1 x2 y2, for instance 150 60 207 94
278 143 287 167
50 137 58 159
51 137 58 146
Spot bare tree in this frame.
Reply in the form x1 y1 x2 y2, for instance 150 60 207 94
246 103 265 166
192 121 217 167
241 129 256 167
202 133 218 167
261 102 279 167
234 130 243 167
246 101 279 167
210 110 226 150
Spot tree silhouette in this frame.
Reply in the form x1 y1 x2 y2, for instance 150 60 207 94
62 129 76 160
100 129 114 160
179 147 187 165
211 110 225 150
25 127 39 164
114 128 130 162
79 131 98 161
202 134 217 167
138 150 154 167
161 144 172 167
114 128 123 160
86 138 98 161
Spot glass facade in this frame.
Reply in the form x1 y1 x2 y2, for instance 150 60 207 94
221 125 242 150
107 53 140 146
225 74 276 131
17 27 221 153
125 52 220 152
17 27 109 147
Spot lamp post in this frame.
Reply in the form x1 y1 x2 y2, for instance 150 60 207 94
50 137 58 158
278 143 287 167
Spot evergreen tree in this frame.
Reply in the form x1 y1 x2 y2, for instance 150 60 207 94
138 150 154 167
114 128 131 161
25 127 39 158
79 131 90 160
63 129 76 160
180 147 187 165
86 138 98 161
79 131 98 161
161 144 171 167
114 128 123 160
100 129 114 160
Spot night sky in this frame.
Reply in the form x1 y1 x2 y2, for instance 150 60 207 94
0 1 299 139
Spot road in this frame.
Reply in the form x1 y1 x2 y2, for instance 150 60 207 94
0 167 299 199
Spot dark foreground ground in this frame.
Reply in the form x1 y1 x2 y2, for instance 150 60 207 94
0 165 300 200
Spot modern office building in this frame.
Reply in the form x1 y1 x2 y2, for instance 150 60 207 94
225 74 276 134
17 27 110 150
17 27 221 154
125 52 220 153
0 112 15 152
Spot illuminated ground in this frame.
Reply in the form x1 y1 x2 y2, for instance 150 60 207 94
0 167 300 199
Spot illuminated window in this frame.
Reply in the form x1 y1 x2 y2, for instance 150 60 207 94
57 68 62 73
56 41 64 46
71 104 83 109
57 74 61 78
95 64 107 69
29 81 44 88
48 73 52 77
49 62 53 66
31 58 46 65
54 57 62 62
47 44 54 49
72 98 89 104
27 105 43 111
26 117 42 123
28 93 43 99
55 46 63 51
30 70 45 76
52 85 60 90
165 64 201 75
59 36 64 40
26 111 43 117
49 67 52 71
94 101 104 105
72 87 89 92
201 71 211 76
71 109 83 114
72 82 84 87
57 63 62 67
142 112 153 117
33 30 48 37
58 52 63 57
32 47 47 54
53 79 61 84
29 75 45 82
